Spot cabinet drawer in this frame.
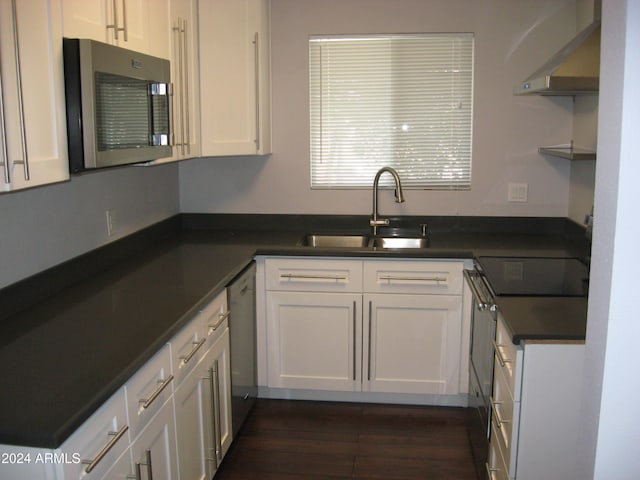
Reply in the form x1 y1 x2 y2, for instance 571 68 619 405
266 258 362 292
488 434 509 480
491 359 515 464
363 260 463 294
170 315 207 389
125 345 173 439
201 289 230 341
60 388 129 480
494 317 520 398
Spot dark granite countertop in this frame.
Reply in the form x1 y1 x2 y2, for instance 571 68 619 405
0 214 590 448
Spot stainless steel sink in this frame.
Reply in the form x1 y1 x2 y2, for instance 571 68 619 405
300 233 428 249
371 236 429 249
301 234 370 248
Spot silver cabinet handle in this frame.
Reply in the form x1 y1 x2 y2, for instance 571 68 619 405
253 32 260 152
208 365 220 469
280 273 348 282
107 0 119 40
367 300 373 381
485 462 499 480
0 42 9 184
378 275 448 284
180 338 206 364
82 424 129 473
172 18 185 155
136 449 153 480
139 375 174 409
209 310 231 332
120 0 128 41
490 396 509 429
9 0 29 181
183 18 191 155
213 359 222 462
493 341 512 368
352 301 357 381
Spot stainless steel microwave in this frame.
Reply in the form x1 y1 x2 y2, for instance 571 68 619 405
63 39 172 173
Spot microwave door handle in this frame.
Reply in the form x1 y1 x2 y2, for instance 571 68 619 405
149 82 172 147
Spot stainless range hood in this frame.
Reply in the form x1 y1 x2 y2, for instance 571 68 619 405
514 21 600 95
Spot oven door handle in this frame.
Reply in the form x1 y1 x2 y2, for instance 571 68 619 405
464 269 494 311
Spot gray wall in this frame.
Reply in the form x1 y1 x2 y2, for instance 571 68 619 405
180 0 584 217
0 164 179 288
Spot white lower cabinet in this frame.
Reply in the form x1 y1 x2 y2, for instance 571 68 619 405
174 320 232 480
261 257 467 402
0 290 230 480
364 293 462 395
130 398 178 480
488 315 585 480
267 291 361 391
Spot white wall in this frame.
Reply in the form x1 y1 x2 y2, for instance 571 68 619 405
579 1 640 478
0 164 180 289
180 0 580 216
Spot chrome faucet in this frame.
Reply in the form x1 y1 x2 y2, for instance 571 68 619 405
370 166 405 236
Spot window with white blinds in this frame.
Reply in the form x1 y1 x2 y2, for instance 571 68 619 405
309 34 474 189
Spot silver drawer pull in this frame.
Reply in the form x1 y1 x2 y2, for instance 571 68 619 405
490 396 509 429
493 340 512 368
180 338 206 364
378 275 448 284
209 310 231 331
485 462 499 480
280 273 347 282
82 424 129 473
139 375 174 409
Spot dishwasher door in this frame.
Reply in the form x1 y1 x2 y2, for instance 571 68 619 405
227 261 257 437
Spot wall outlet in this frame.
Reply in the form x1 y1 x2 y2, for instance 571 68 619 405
106 209 116 236
508 183 528 203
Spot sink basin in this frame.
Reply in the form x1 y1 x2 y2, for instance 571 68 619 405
371 236 429 249
301 234 370 248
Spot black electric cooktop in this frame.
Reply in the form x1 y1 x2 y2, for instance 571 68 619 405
477 256 589 297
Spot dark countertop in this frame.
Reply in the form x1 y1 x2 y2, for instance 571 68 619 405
0 214 591 448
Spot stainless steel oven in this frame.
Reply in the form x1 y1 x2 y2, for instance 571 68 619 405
464 267 497 480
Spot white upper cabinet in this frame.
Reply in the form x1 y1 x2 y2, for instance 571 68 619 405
62 0 170 59
167 0 201 162
1 0 69 193
198 0 271 156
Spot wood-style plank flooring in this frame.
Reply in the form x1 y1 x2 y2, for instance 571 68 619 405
215 399 479 480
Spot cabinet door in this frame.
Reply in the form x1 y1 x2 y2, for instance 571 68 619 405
363 294 462 395
174 358 211 480
131 399 178 480
1 0 68 192
163 0 200 162
198 0 270 156
201 326 233 473
267 291 362 391
62 0 169 58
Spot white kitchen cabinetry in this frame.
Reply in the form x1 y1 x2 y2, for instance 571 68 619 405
363 260 464 396
62 0 170 59
488 315 585 480
198 0 271 156
130 398 178 480
173 289 232 480
161 0 201 163
1 0 69 193
261 257 467 402
267 291 362 391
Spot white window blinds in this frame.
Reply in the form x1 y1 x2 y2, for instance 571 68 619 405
309 34 474 189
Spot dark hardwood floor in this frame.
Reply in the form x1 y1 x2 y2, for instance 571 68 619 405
215 399 479 480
